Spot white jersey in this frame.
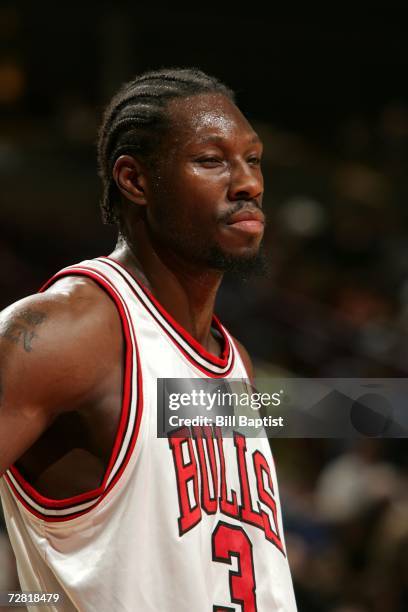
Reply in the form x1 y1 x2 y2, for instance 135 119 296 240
0 257 297 612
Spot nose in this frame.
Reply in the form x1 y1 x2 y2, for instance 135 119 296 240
227 160 263 203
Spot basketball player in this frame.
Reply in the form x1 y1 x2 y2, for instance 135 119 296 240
0 69 297 611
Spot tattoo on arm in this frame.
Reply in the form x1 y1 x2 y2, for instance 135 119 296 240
0 309 47 353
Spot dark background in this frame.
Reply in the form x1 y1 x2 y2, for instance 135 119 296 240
1 3 408 611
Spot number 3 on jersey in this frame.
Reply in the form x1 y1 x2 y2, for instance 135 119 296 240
212 521 258 611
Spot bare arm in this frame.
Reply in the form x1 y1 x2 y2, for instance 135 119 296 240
0 278 122 477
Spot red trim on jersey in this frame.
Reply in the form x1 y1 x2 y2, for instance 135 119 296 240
253 450 286 556
3 472 101 522
6 267 143 521
99 257 235 378
227 335 250 380
100 257 230 366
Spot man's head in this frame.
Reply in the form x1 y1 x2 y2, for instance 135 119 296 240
98 68 265 274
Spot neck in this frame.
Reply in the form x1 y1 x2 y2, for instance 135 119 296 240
110 225 224 353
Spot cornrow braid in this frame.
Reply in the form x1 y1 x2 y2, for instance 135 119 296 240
97 67 235 225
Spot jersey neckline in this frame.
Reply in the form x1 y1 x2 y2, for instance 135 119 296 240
97 256 234 375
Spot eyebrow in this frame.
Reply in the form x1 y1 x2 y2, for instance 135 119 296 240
195 134 262 146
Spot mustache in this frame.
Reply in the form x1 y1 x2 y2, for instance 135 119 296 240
218 200 263 224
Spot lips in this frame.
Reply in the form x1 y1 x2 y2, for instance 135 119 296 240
226 209 265 225
225 208 265 234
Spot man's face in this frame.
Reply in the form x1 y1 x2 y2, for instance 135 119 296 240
145 93 265 273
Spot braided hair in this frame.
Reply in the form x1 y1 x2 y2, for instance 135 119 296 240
97 67 235 225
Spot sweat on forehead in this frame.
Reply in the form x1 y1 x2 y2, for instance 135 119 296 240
165 93 255 140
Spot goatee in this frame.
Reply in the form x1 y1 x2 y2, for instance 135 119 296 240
206 245 269 280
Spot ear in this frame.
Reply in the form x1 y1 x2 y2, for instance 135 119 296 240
112 155 148 206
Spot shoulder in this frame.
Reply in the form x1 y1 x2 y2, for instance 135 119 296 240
0 275 123 414
231 336 254 383
1 275 121 356
42 274 123 336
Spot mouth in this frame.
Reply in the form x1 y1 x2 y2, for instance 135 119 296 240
224 208 265 235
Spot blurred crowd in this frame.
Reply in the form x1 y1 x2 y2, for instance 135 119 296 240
221 102 408 379
275 438 407 611
219 104 408 611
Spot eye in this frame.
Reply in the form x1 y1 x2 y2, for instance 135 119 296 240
196 157 223 166
248 156 261 166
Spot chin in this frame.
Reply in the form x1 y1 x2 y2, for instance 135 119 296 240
206 244 267 278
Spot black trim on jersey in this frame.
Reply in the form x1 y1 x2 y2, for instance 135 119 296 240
97 257 234 377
